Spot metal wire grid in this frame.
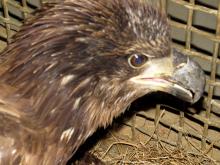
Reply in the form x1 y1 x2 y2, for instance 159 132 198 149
158 0 220 161
0 0 220 163
0 0 41 50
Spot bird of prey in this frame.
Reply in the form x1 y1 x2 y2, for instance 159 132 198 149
0 0 205 164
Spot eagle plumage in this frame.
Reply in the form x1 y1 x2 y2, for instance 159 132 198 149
0 0 205 164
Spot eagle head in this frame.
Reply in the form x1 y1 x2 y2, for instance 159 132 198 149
0 0 205 164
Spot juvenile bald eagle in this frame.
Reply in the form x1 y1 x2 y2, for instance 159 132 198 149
0 0 205 164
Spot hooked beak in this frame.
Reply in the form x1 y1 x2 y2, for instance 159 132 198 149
131 49 205 103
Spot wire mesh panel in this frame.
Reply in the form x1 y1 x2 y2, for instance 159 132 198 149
0 0 219 164
0 0 41 51
165 0 220 156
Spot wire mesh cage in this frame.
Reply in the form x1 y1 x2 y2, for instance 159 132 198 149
0 0 219 164
0 0 41 48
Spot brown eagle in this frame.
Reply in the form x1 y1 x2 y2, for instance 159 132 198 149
0 0 205 164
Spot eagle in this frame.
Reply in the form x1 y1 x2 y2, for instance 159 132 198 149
0 0 205 164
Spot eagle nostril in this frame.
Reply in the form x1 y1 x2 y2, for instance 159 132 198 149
176 62 187 69
172 49 188 69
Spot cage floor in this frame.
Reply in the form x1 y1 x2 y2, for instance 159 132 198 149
73 105 219 165
91 131 215 165
89 113 218 165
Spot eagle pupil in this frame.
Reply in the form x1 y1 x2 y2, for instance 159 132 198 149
135 55 143 64
128 54 148 68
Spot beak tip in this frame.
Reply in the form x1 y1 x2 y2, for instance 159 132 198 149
173 51 206 104
191 83 205 104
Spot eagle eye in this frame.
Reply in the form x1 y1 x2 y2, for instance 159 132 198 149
128 54 148 68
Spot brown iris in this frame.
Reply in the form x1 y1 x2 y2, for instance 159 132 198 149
128 54 148 68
